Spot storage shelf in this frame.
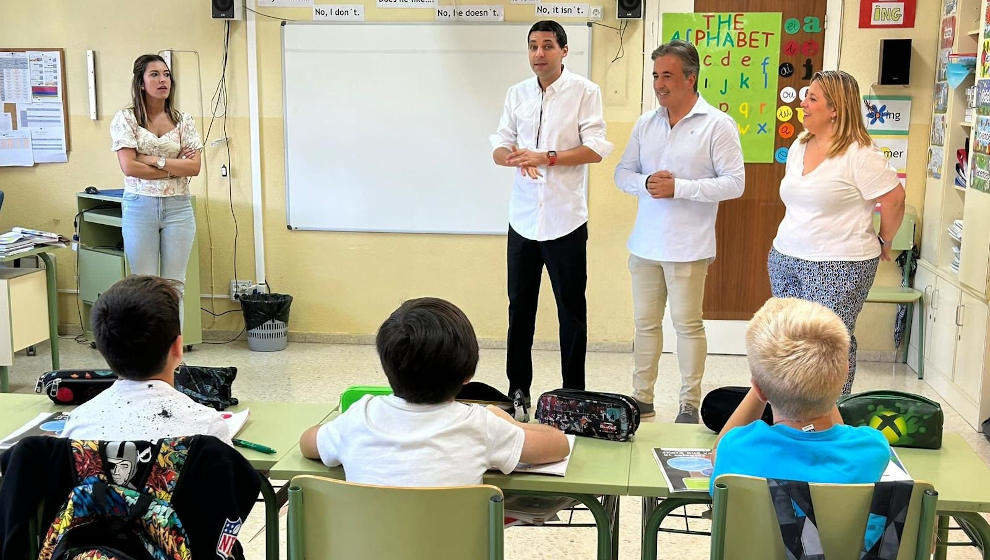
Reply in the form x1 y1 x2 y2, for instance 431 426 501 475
82 208 122 228
962 121 974 127
969 29 981 36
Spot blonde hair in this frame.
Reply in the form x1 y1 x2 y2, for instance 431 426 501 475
799 70 873 158
746 298 850 420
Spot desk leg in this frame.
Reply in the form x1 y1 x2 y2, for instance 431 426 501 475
506 490 613 560
950 512 990 559
641 497 709 560
935 514 949 560
603 494 620 560
259 476 279 560
39 252 59 370
0 366 7 393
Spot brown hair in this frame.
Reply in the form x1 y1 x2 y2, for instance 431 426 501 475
130 54 181 129
92 275 181 380
799 70 873 158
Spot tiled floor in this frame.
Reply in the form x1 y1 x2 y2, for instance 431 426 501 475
5 338 989 559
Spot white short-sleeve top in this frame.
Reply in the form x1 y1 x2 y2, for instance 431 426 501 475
110 108 203 197
773 138 900 262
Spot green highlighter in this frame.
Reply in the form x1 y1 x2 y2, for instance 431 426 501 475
233 438 277 454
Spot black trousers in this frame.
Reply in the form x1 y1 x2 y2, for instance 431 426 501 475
506 223 587 397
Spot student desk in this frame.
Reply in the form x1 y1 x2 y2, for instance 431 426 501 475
268 418 632 560
0 246 62 393
0 394 336 560
628 422 990 560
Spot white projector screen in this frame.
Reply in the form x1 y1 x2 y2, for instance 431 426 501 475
281 22 592 234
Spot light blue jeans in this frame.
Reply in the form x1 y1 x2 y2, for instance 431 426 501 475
121 192 195 322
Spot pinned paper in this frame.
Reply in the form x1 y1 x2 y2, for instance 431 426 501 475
0 129 34 166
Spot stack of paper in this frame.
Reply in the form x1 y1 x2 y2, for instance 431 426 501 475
0 231 35 257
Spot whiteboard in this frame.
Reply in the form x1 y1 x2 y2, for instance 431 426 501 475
282 22 592 234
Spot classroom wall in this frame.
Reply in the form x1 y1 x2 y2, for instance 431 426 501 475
837 0 939 357
1 0 939 357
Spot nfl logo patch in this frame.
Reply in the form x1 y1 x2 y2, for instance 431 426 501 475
216 517 243 559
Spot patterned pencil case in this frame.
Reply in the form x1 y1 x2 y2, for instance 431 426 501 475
837 390 943 449
535 389 640 442
35 369 117 405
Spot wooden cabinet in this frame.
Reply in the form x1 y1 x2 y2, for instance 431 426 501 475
930 277 961 379
954 292 988 401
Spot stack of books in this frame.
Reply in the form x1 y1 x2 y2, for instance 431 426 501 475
0 227 67 258
948 220 964 273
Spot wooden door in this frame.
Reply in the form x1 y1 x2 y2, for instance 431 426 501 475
694 0 828 319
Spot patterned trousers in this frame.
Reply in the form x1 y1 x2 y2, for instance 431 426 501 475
767 248 880 394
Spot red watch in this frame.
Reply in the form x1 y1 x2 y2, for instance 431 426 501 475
547 150 558 167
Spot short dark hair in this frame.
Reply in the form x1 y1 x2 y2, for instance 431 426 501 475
375 297 479 404
91 275 181 380
528 20 567 48
651 40 700 92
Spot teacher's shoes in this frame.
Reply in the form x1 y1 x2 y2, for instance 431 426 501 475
511 389 531 423
633 398 655 419
675 402 699 424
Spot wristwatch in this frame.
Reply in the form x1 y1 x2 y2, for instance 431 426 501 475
156 156 166 170
878 235 887 247
547 150 558 167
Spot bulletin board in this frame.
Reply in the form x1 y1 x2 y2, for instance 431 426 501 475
0 47 70 165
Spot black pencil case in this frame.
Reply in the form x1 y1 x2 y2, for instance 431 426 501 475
35 369 117 405
535 388 640 441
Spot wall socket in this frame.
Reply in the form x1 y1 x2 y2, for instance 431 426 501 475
230 280 257 300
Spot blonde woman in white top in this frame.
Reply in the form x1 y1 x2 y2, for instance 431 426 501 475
110 54 202 323
768 70 905 394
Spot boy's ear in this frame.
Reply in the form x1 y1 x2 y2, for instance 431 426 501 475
170 334 184 359
751 378 768 403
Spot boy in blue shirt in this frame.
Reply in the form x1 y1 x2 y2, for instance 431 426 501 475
710 297 889 493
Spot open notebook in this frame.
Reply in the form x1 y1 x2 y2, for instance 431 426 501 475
509 434 577 477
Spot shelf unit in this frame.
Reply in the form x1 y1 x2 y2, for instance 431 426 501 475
76 192 203 346
911 0 990 431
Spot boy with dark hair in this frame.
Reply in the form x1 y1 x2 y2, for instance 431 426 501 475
300 297 569 486
61 275 231 444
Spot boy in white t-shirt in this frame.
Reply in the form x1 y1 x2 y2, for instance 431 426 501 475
300 297 569 486
61 276 231 445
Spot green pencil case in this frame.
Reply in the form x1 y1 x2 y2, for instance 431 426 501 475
339 385 393 412
837 390 943 449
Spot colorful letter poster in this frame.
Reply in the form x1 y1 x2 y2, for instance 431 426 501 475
662 12 782 163
862 95 911 135
872 136 908 182
858 0 917 28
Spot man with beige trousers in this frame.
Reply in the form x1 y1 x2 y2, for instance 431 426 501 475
614 41 745 423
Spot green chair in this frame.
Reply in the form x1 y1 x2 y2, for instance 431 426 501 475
339 385 393 412
287 475 504 560
710 475 938 560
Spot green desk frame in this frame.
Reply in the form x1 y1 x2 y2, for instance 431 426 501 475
0 247 61 392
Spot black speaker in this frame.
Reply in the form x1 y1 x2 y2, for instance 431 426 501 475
878 39 911 85
617 0 642 19
212 0 242 20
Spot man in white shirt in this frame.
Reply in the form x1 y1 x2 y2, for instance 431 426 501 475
61 276 231 444
614 41 745 423
490 21 613 419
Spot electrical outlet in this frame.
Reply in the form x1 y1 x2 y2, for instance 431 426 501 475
230 280 255 300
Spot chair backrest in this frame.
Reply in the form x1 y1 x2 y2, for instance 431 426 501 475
711 475 937 560
339 385 393 412
287 475 504 560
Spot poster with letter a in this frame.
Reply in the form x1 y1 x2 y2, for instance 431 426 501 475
662 12 782 163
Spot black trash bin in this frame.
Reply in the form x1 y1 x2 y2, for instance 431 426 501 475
239 293 293 351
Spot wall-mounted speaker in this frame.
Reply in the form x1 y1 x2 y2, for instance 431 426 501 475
212 0 243 20
617 0 642 19
878 39 911 85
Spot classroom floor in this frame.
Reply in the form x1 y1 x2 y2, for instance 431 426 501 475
5 338 990 559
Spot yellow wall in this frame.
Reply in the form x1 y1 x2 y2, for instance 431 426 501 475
838 0 940 354
2 1 939 354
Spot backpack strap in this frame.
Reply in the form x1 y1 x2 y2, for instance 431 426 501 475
860 481 915 560
767 478 826 560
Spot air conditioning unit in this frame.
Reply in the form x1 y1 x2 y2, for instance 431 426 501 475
212 0 243 20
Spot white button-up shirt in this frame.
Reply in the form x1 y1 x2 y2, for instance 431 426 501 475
490 68 613 241
614 95 745 262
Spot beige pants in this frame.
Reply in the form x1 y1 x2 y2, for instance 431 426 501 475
629 253 710 407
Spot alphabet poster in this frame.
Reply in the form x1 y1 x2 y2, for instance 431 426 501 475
663 12 782 163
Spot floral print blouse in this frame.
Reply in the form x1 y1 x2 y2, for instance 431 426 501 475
110 108 202 197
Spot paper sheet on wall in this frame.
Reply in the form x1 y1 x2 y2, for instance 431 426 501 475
0 52 31 103
17 101 66 162
0 129 34 166
0 112 11 132
27 51 62 102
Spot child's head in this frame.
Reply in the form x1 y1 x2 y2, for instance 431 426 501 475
745 297 850 420
91 275 182 381
376 297 478 404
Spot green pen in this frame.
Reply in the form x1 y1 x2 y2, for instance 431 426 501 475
233 438 277 454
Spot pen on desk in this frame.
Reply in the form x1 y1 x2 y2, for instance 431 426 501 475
233 439 277 454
